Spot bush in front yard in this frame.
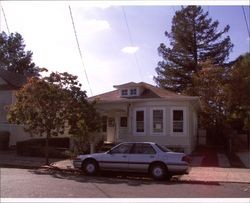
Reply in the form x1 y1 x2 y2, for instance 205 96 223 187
16 137 70 158
0 131 10 150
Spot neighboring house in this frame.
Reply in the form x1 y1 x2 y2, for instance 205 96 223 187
89 82 201 154
0 68 72 147
0 68 31 146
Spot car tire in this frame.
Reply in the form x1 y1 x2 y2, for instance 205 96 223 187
150 163 167 180
82 159 98 176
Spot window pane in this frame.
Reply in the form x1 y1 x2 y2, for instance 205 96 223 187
136 122 144 132
132 143 156 154
153 110 163 133
173 110 183 121
136 111 144 121
111 143 133 154
130 88 137 95
120 117 127 127
173 121 183 132
121 89 128 96
136 110 144 132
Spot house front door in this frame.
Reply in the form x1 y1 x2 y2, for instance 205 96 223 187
107 117 116 143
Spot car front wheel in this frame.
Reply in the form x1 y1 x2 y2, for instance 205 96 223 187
150 163 167 180
83 160 98 175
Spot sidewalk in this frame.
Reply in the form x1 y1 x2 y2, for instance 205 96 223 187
180 167 250 183
51 159 250 183
1 150 250 184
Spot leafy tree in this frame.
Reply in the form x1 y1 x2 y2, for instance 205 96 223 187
154 6 233 94
192 61 228 126
8 71 100 164
191 60 232 145
45 72 101 154
0 31 39 76
225 53 250 131
8 76 68 164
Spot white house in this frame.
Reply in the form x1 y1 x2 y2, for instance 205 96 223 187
0 69 71 146
89 82 201 154
0 68 31 146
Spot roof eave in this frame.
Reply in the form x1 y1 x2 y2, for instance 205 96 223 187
90 97 200 104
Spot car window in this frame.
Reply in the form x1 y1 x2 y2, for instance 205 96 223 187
110 143 133 154
155 144 172 152
131 143 156 154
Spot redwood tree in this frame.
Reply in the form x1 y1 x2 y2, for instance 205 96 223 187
154 6 233 94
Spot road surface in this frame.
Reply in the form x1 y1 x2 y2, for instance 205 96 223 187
1 168 250 198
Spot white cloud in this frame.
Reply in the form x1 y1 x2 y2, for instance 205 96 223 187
121 46 139 54
83 19 111 33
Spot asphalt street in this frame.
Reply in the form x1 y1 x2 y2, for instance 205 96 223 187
1 168 250 198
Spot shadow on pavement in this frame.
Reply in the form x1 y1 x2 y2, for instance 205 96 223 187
191 146 220 167
28 168 220 187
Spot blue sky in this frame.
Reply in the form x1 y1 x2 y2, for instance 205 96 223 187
0 1 249 96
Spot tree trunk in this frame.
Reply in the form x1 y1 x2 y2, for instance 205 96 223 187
45 132 50 165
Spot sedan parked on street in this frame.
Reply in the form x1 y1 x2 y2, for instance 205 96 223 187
73 142 191 180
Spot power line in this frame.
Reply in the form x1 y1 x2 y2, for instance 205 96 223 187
0 2 10 34
121 6 143 81
241 6 250 38
68 5 93 96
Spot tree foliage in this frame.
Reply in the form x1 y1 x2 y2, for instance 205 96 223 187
192 60 228 129
0 31 39 76
45 72 101 154
8 71 100 164
154 6 233 94
225 53 250 131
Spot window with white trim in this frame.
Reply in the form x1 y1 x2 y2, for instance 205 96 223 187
173 110 184 133
121 89 128 96
152 109 164 133
130 88 137 96
135 109 145 133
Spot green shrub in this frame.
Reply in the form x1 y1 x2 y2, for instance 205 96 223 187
16 137 70 158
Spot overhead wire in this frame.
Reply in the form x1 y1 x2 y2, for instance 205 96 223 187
241 6 250 38
121 6 143 81
0 2 10 34
68 5 93 96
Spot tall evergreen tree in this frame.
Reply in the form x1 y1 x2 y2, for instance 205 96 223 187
154 6 233 94
0 31 39 76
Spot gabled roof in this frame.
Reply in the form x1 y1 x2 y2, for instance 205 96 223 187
0 68 27 90
89 82 199 103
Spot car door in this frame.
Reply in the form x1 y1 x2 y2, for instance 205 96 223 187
99 143 133 171
128 143 157 172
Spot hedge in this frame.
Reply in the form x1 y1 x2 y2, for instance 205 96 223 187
16 137 70 158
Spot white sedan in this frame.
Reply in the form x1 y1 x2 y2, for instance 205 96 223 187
73 142 191 180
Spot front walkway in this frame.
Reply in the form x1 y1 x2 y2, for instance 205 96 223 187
237 151 250 168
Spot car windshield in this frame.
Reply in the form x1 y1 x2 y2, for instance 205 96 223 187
155 144 172 152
